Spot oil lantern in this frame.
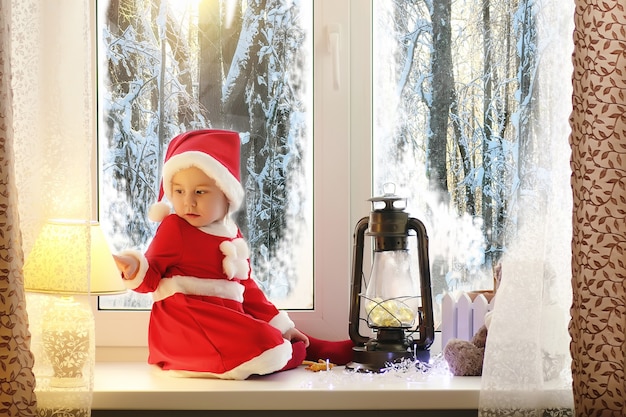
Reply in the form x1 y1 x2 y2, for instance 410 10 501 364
347 188 434 372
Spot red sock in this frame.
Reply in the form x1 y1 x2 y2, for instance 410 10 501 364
280 340 307 371
305 335 354 365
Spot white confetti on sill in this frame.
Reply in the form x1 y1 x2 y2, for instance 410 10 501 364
299 353 452 389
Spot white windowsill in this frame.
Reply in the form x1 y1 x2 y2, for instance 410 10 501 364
91 361 481 411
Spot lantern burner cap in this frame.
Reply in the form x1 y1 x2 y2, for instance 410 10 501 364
368 195 407 212
368 183 407 212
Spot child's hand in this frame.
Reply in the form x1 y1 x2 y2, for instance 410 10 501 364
113 254 139 280
283 327 310 347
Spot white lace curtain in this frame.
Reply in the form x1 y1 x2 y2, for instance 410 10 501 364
13 0 93 233
0 0 94 415
478 0 576 415
480 1 626 416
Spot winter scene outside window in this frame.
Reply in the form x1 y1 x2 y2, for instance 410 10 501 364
98 0 313 310
98 0 569 327
372 0 571 326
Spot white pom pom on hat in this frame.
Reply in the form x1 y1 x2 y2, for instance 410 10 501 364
148 201 172 222
149 129 244 222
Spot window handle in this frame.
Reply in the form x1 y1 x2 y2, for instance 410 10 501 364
327 24 341 90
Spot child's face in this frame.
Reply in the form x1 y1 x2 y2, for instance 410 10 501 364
170 166 229 228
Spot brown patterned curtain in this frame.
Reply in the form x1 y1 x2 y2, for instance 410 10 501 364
0 2 38 416
569 1 626 416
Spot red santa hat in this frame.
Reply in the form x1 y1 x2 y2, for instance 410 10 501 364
149 129 245 222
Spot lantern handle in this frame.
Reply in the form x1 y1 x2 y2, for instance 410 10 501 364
407 217 435 350
348 216 371 346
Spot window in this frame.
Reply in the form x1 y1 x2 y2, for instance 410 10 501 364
95 0 355 347
372 1 523 317
98 0 313 310
370 0 572 330
95 0 566 349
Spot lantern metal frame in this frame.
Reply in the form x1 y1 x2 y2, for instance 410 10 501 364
347 194 434 372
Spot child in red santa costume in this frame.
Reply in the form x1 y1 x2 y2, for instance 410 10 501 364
114 129 352 379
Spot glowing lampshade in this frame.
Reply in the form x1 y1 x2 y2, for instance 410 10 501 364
24 219 126 295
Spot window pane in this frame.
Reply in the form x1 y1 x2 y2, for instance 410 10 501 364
373 0 548 326
97 0 313 310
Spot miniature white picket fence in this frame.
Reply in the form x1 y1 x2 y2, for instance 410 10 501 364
441 292 495 348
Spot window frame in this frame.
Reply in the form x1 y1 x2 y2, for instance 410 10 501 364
93 0 372 350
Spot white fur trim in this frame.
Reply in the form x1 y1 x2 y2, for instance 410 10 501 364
199 216 238 237
149 202 171 222
152 275 245 303
219 238 250 280
118 250 149 290
268 310 295 334
163 151 244 213
157 339 293 380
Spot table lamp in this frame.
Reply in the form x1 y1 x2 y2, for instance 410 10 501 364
23 219 126 388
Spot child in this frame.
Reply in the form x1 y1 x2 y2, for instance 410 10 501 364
114 129 352 379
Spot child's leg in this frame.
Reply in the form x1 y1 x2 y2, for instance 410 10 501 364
305 336 354 365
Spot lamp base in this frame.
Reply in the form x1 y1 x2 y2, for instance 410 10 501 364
36 407 89 417
48 376 87 389
42 296 93 388
346 336 430 373
35 385 91 417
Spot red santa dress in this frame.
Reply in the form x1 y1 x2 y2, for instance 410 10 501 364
122 214 299 380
